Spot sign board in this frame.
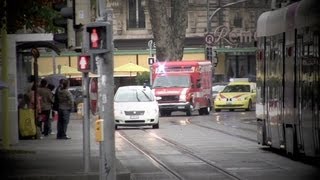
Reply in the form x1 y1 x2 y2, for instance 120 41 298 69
204 33 215 46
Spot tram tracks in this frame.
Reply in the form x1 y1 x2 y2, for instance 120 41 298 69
118 130 243 180
190 122 257 143
168 114 257 143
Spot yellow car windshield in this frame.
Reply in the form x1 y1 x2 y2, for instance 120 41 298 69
222 85 250 93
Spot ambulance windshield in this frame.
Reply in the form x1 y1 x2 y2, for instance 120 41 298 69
152 75 191 88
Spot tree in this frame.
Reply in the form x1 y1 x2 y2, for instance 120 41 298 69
147 0 188 62
4 0 61 33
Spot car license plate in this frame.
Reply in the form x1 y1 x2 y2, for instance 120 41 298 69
226 101 232 105
178 106 185 109
130 115 139 119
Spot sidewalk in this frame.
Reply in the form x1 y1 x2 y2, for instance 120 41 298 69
0 113 130 180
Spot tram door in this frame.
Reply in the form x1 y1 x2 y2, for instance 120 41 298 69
298 29 320 156
266 35 285 148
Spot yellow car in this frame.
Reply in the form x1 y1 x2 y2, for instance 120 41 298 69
214 80 256 112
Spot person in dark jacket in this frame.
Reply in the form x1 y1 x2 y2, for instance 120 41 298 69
56 79 73 139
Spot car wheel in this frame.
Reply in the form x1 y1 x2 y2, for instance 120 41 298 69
115 125 118 130
246 100 252 111
204 106 210 115
153 123 159 129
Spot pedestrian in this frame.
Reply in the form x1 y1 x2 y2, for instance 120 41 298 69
38 79 53 136
57 79 73 139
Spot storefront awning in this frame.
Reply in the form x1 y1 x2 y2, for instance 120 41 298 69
215 47 257 54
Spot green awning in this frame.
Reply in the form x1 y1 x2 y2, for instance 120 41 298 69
215 47 257 54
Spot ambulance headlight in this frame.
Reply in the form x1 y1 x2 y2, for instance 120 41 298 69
179 94 186 102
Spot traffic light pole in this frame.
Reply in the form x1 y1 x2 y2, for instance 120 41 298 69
82 72 91 173
97 1 116 179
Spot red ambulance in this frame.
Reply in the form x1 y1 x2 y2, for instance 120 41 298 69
151 61 212 116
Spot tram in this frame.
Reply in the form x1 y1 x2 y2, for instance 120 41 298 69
256 0 320 157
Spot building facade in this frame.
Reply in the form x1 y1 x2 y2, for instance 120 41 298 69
103 0 271 82
37 0 272 83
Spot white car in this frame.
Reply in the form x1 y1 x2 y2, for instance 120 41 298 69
114 85 160 129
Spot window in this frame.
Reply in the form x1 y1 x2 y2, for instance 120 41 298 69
233 12 242 28
128 0 145 29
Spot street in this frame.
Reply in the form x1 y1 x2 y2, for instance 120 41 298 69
1 110 320 180
116 110 320 180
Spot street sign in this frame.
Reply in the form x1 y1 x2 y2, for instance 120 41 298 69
148 57 155 65
204 33 215 46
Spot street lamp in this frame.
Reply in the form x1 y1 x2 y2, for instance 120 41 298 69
207 0 248 33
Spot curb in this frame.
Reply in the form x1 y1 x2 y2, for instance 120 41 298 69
6 159 130 180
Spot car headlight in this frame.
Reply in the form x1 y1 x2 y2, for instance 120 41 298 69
179 94 186 102
146 108 158 115
114 109 123 116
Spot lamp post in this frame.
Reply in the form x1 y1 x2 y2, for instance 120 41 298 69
207 0 248 33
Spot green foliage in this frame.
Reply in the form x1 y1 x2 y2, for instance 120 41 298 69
135 72 150 85
6 0 60 33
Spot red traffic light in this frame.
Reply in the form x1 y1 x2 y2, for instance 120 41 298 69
91 28 99 48
86 22 109 52
78 55 90 72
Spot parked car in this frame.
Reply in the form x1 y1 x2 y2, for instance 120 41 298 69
114 85 159 129
214 79 256 112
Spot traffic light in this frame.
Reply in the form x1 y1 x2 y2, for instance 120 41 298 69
85 22 112 53
78 55 91 72
52 0 83 48
52 0 71 46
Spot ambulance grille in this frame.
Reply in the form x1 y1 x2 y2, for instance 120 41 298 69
159 95 179 102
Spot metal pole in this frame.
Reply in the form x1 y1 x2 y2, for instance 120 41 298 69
148 40 153 86
99 142 105 180
82 72 90 173
52 51 56 74
31 48 40 137
97 0 116 179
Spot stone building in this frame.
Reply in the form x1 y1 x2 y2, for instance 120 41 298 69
104 0 271 82
37 0 272 83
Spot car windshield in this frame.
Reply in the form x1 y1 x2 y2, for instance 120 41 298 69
152 75 191 88
115 89 154 102
222 85 250 93
212 85 226 93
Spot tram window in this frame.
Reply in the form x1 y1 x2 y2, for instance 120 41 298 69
297 34 303 58
313 33 319 57
304 44 309 56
